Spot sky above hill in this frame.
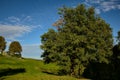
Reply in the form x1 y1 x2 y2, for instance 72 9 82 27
0 0 120 59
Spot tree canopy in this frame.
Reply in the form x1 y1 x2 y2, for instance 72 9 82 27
9 41 22 57
41 4 113 78
0 36 6 54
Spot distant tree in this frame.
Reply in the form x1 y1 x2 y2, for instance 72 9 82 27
117 31 120 43
0 36 6 54
113 31 120 62
41 4 113 78
112 31 120 79
9 41 22 57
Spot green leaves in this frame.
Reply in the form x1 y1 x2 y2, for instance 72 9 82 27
0 36 6 54
41 4 113 78
9 41 22 57
117 31 120 43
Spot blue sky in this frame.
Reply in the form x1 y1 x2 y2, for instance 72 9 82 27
0 0 120 59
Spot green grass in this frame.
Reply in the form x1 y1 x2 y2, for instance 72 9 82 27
0 55 89 80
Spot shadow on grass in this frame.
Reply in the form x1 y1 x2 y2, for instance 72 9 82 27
0 68 26 78
0 77 5 80
42 70 58 76
41 69 67 76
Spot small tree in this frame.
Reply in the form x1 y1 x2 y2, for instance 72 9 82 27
0 36 6 54
9 41 22 57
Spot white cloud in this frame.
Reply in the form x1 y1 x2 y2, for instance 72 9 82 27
101 1 116 11
7 16 20 23
85 0 101 4
22 44 42 59
95 8 101 14
0 24 32 40
23 16 32 22
84 0 120 14
0 15 41 40
117 5 120 9
6 16 32 24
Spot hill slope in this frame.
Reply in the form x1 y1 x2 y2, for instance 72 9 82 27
0 56 88 80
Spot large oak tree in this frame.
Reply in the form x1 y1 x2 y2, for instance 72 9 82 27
41 4 113 77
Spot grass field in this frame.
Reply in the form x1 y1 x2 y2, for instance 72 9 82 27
0 55 90 80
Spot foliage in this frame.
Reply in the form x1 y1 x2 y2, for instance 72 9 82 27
41 4 113 78
117 31 120 44
9 41 22 57
111 31 120 80
0 36 6 54
41 29 59 63
83 31 120 80
83 62 115 80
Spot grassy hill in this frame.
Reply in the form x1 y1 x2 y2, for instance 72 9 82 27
0 55 90 80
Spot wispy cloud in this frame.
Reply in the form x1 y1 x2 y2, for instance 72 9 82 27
95 8 101 14
6 15 32 24
0 16 41 40
0 24 31 40
23 16 32 22
101 1 118 11
85 0 101 4
7 16 20 23
84 0 120 14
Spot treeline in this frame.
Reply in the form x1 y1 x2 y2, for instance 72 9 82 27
41 4 120 79
0 36 22 57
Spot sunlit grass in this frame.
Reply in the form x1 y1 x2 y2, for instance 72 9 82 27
0 56 84 80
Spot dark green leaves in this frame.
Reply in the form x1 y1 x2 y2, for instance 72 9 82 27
41 4 113 78
9 41 22 57
0 36 6 54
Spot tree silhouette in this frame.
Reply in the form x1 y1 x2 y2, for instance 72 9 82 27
0 36 6 54
111 31 120 79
